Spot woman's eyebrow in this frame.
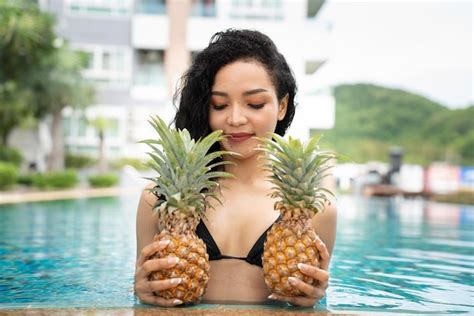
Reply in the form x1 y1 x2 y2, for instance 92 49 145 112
211 88 268 97
243 88 267 96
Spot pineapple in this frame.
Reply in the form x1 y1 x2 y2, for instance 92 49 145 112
142 116 235 304
256 134 337 297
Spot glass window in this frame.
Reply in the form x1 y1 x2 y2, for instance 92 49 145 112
108 119 119 138
65 0 132 17
191 0 216 17
135 0 166 15
78 118 88 137
74 46 129 85
230 0 283 20
134 49 165 86
102 52 111 71
62 117 72 137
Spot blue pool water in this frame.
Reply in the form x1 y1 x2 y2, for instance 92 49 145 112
0 195 473 313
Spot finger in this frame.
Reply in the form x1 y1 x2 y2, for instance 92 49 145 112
298 263 329 284
288 277 325 299
314 237 330 270
268 293 315 307
138 294 183 307
136 240 170 268
148 278 182 292
139 256 179 278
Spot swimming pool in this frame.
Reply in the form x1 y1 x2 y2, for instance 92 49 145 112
0 194 473 314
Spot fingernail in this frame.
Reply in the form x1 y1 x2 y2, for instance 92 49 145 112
159 240 170 247
288 277 297 285
167 257 179 265
170 278 181 285
268 294 276 300
298 263 307 271
173 299 183 305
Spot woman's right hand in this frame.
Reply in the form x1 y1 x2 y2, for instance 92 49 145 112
134 239 183 306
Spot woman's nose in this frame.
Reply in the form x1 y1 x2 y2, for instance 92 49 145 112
227 104 248 126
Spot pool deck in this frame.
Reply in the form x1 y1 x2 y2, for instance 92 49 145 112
0 186 141 205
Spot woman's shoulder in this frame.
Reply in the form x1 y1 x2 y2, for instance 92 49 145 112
311 199 337 230
139 182 159 208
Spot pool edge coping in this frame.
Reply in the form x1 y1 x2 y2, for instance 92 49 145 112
0 187 141 205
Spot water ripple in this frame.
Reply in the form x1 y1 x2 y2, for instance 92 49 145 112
1 195 473 314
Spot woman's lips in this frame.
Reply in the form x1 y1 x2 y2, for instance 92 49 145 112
228 133 253 143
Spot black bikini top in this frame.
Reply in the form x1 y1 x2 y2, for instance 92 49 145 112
195 216 281 268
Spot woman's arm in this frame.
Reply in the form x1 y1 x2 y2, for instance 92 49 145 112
134 182 183 306
312 202 337 260
136 182 160 259
313 168 338 259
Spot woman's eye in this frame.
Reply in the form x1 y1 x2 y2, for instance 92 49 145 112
212 104 227 110
249 103 264 109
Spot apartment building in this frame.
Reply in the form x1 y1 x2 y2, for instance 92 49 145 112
39 0 334 159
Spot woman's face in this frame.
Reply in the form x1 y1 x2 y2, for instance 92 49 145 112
209 60 288 159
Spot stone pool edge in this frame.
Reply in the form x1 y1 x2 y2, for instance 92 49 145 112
0 187 141 205
0 307 371 315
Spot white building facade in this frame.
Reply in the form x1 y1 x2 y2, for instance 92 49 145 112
39 0 334 160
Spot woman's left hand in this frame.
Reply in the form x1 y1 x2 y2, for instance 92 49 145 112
268 236 330 307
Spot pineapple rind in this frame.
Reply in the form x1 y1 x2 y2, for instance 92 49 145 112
263 221 320 296
141 116 235 303
150 231 210 303
256 133 336 297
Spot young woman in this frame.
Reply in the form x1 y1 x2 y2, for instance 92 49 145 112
134 29 337 307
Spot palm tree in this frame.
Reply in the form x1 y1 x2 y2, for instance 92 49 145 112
88 117 113 173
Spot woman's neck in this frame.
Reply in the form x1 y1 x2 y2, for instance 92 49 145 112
222 152 270 186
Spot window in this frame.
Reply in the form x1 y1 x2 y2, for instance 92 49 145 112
65 0 132 17
230 0 283 20
108 119 119 138
191 0 216 17
135 0 166 15
78 117 88 137
63 117 72 137
74 46 130 85
134 49 165 86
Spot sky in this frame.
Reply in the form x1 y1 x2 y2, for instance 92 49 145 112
314 0 473 108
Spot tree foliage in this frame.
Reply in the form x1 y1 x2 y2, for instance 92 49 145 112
0 0 94 169
312 83 473 166
0 0 56 144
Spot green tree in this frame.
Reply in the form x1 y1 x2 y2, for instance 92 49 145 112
0 0 55 144
315 84 473 166
32 45 95 171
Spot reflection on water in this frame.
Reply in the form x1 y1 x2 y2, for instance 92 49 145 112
0 195 473 314
330 196 474 313
0 196 138 309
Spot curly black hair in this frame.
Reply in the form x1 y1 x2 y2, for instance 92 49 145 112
172 29 297 141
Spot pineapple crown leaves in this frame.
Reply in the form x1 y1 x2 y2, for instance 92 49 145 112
140 115 237 217
255 133 342 214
